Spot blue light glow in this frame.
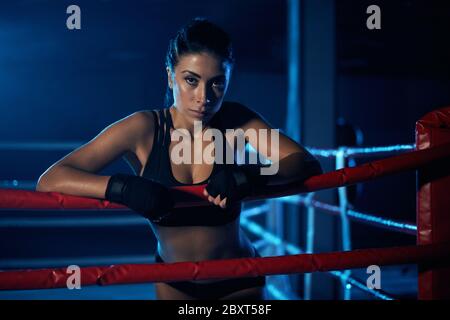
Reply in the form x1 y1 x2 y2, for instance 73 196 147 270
307 144 415 158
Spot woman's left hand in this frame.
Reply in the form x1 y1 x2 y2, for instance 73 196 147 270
203 188 228 209
203 164 268 209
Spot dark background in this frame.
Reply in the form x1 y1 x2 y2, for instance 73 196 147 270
1 0 449 299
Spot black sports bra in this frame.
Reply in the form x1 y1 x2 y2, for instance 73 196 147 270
141 106 241 227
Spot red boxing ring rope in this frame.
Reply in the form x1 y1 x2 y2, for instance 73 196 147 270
0 242 449 291
1 141 450 210
0 136 449 292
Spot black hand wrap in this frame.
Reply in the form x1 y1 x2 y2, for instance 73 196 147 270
105 174 174 223
205 164 270 205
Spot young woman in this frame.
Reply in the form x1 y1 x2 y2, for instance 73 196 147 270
36 18 322 300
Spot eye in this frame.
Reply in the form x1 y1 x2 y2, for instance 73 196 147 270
185 77 198 86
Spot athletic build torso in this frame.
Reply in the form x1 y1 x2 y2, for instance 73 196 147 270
129 102 256 263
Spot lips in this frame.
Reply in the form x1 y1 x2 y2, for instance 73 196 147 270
189 109 208 117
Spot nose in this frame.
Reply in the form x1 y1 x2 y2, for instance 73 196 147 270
195 85 212 107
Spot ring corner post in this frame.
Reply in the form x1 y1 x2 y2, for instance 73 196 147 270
416 106 450 300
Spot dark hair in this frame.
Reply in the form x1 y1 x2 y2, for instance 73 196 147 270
164 17 235 107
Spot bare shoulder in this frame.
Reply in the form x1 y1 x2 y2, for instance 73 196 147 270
220 101 268 130
41 109 158 175
122 109 158 150
221 101 259 116
126 109 155 129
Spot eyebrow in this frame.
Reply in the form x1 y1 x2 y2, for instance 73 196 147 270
181 70 225 79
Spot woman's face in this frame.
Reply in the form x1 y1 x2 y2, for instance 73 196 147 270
167 52 232 123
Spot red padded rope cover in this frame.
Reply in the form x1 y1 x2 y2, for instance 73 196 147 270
1 141 450 210
0 243 449 290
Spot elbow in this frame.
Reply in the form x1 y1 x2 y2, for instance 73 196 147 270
36 174 51 192
279 152 323 182
36 163 71 192
36 169 61 193
300 158 323 181
310 159 323 176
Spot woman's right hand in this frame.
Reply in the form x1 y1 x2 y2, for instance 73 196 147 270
105 174 174 223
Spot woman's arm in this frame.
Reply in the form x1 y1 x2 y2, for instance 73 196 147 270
236 103 323 185
264 152 323 186
203 102 323 208
36 111 154 199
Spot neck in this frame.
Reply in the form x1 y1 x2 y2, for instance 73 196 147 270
169 106 210 139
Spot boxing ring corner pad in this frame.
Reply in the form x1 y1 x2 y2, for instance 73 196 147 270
416 106 450 300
